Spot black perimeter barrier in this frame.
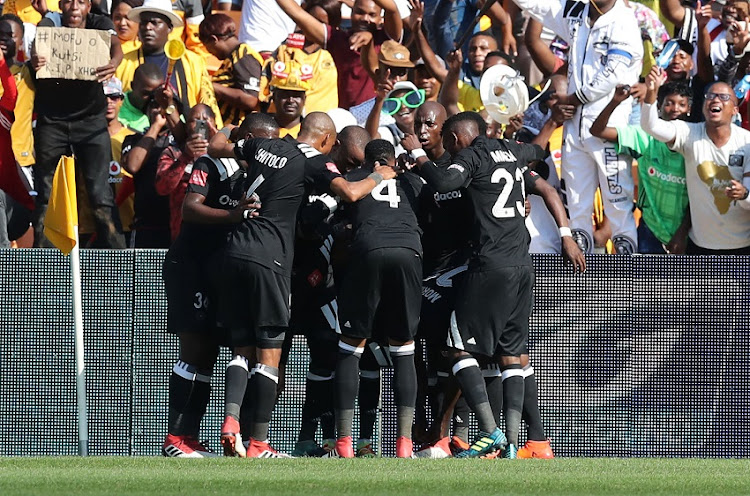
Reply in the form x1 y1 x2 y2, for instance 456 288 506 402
1 250 749 457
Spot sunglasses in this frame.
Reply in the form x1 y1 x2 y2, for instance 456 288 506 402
106 93 124 100
704 92 733 102
382 89 425 115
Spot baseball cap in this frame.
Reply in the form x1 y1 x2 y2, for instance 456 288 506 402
270 59 312 92
386 81 419 98
379 40 415 68
103 77 124 97
672 38 695 56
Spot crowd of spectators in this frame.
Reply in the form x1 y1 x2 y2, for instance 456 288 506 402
0 0 750 254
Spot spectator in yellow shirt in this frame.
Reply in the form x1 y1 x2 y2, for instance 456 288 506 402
112 0 142 54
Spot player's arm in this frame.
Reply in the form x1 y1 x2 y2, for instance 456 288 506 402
183 192 260 224
402 134 471 192
330 163 398 202
591 85 632 143
528 173 586 273
124 114 168 175
207 127 238 158
275 0 328 46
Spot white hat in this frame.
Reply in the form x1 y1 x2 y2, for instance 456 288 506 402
128 0 184 28
386 81 419 98
326 108 358 133
480 64 529 125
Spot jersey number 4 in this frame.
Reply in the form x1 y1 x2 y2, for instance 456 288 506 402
491 168 525 218
371 179 401 208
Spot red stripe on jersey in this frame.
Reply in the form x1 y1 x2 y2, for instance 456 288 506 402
326 162 341 174
190 170 208 187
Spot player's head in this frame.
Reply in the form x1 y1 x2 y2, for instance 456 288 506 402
298 111 338 154
479 109 504 139
442 111 486 155
415 102 447 154
657 80 692 121
702 81 738 126
238 112 280 139
364 139 396 168
468 31 498 74
332 125 370 172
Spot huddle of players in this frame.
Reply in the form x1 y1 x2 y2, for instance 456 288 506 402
160 100 585 459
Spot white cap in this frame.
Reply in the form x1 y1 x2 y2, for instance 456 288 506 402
326 108 358 133
128 0 184 28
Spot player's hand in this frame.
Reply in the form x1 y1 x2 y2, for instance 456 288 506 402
612 84 632 104
95 62 116 82
231 195 261 222
185 133 209 160
400 133 422 153
562 236 586 274
447 48 462 72
349 30 372 52
374 161 398 179
504 114 523 139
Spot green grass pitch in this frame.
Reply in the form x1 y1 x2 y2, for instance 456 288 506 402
2 458 750 495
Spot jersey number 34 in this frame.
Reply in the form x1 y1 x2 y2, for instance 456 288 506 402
491 167 525 218
371 179 401 208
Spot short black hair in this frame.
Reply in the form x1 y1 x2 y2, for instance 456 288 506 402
484 50 515 68
658 80 693 107
134 62 163 82
0 14 24 34
238 112 279 137
443 111 487 138
364 139 395 166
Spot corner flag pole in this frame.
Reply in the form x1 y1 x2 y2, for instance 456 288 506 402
70 225 88 456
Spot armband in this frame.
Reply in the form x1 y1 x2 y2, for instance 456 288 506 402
368 172 384 185
559 227 572 238
410 148 427 160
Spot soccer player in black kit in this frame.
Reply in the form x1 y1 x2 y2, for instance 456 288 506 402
333 139 425 459
209 112 396 458
160 113 273 458
403 112 586 458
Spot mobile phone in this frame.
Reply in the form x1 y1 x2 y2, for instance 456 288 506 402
194 119 208 140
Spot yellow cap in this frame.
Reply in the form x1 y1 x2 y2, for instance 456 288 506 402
270 59 312 92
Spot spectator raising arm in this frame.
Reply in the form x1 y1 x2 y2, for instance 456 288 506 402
406 0 447 83
695 1 717 83
439 48 462 117
365 68 394 139
640 66 677 147
524 18 561 79
276 0 328 46
591 85 634 143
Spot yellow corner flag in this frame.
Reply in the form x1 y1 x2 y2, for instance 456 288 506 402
44 156 78 255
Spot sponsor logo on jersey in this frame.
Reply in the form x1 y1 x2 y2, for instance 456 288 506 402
308 269 323 288
108 161 123 184
190 169 208 187
434 190 462 202
326 162 341 174
218 194 239 207
422 286 442 304
490 149 518 163
647 167 687 185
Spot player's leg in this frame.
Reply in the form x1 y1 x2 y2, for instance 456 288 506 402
594 145 637 253
332 250 381 458
293 335 336 457
497 265 535 458
162 253 219 458
483 363 504 427
560 132 599 253
382 247 423 458
357 346 382 457
517 354 554 459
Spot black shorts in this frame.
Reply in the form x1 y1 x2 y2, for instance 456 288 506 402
448 265 534 357
418 264 468 347
218 257 291 348
338 247 422 342
163 251 218 337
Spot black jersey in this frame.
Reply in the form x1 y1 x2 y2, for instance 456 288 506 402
420 136 544 270
122 131 172 232
224 136 341 276
169 155 246 257
418 152 473 276
344 168 424 256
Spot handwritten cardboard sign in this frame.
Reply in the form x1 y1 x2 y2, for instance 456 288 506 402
35 27 111 81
